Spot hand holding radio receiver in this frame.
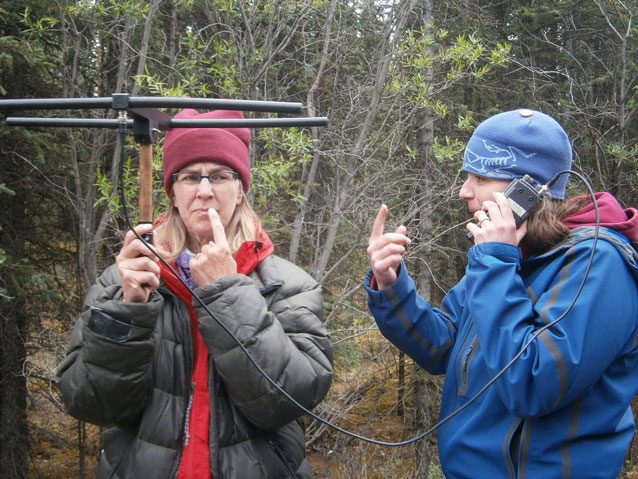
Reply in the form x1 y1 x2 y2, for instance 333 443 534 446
467 174 547 243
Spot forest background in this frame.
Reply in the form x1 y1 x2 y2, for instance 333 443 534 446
0 0 636 478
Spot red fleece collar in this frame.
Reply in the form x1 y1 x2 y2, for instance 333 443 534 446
234 228 275 276
563 192 638 242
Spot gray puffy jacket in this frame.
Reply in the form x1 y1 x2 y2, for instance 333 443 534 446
56 254 333 478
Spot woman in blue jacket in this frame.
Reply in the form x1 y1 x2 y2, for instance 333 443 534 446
365 109 638 478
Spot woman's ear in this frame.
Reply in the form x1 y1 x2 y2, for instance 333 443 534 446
236 185 243 205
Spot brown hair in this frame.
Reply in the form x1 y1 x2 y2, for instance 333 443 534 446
523 196 589 255
153 188 260 262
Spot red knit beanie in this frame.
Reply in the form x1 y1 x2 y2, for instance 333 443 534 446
163 109 251 193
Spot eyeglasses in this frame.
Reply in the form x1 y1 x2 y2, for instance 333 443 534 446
172 171 239 187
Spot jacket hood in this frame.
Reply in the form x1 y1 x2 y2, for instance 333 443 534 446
563 192 638 242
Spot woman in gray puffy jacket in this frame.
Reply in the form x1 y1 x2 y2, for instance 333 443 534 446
56 109 333 479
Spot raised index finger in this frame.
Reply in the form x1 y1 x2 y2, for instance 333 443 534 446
208 208 229 248
370 204 389 239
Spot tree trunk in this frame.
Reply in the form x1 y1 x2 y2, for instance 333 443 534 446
0 160 30 479
397 351 406 418
411 2 437 472
313 0 417 280
0 297 28 479
289 0 338 263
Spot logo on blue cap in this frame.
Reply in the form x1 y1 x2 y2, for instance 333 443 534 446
464 140 537 179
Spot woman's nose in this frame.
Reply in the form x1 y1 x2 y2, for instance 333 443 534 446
459 179 473 200
195 178 215 196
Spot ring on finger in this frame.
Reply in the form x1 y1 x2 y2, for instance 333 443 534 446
195 253 203 259
475 210 488 221
478 217 490 227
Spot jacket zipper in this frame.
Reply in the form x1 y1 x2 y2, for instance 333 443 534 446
170 297 194 479
267 436 299 479
458 333 477 396
209 361 219 477
461 344 474 390
505 418 523 479
183 382 195 446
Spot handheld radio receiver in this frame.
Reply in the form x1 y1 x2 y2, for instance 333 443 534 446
467 174 547 242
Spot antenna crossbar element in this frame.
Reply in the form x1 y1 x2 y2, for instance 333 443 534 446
0 94 329 134
0 95 303 114
4 117 329 130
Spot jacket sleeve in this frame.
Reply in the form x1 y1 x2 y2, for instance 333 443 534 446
466 239 638 417
55 264 163 427
195 256 333 430
365 261 462 374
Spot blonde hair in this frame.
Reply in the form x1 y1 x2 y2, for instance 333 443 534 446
153 188 260 262
523 196 588 255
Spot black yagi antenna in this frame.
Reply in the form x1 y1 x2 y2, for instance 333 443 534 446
0 93 328 232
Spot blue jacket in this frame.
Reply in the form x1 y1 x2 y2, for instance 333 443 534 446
366 227 638 478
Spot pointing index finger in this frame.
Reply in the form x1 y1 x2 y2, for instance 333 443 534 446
208 208 229 248
371 204 388 239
